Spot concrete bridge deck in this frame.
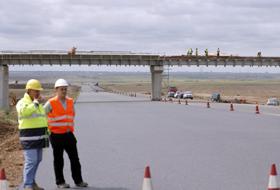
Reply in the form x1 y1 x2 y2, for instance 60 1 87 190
1 51 280 67
1 51 280 109
0 51 161 66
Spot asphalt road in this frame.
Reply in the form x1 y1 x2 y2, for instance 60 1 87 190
34 85 280 190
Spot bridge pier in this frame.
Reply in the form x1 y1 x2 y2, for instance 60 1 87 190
0 65 9 110
150 65 163 101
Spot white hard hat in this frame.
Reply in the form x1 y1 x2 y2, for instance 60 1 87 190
54 79 69 88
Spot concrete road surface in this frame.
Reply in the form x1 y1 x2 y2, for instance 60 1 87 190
34 85 280 190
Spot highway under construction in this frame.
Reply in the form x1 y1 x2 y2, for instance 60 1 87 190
1 52 280 189
16 83 278 190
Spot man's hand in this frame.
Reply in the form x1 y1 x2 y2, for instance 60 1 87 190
33 95 45 107
33 99 39 107
35 95 46 103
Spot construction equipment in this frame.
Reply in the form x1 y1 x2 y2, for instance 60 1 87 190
207 101 210 108
55 79 69 88
230 103 234 111
0 168 9 190
267 164 280 190
142 166 153 190
256 104 260 114
25 79 43 91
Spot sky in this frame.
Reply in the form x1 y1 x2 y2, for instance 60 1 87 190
1 0 280 72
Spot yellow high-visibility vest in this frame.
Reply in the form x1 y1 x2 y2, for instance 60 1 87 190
16 93 47 129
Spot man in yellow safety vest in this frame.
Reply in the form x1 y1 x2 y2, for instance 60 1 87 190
16 79 49 190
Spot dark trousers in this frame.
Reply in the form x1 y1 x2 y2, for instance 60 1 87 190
50 132 83 185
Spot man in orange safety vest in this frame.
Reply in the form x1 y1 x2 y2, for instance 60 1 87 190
44 79 88 189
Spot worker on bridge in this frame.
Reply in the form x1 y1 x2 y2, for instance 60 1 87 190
68 47 76 56
187 48 193 56
205 49 208 56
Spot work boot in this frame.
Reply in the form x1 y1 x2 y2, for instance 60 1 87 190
57 183 70 188
33 183 44 190
75 181 88 187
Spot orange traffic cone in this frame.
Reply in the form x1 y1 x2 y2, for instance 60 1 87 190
256 104 260 114
0 168 9 190
142 166 153 190
207 101 210 108
230 103 234 111
185 100 188 105
268 164 280 190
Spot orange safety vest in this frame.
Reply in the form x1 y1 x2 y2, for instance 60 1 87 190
48 96 75 134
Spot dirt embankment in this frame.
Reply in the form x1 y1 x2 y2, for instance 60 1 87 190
0 84 81 189
0 110 23 189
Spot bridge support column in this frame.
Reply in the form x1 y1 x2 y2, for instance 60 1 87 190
150 65 164 101
0 65 9 110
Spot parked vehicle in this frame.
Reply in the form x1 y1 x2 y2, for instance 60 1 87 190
167 91 175 98
267 98 279 106
183 91 193 99
211 93 221 102
168 86 178 93
174 91 183 99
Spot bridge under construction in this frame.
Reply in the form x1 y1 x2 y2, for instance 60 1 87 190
1 50 280 109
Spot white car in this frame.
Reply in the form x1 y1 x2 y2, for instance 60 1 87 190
183 91 193 99
174 91 183 99
167 91 175 98
267 98 279 106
